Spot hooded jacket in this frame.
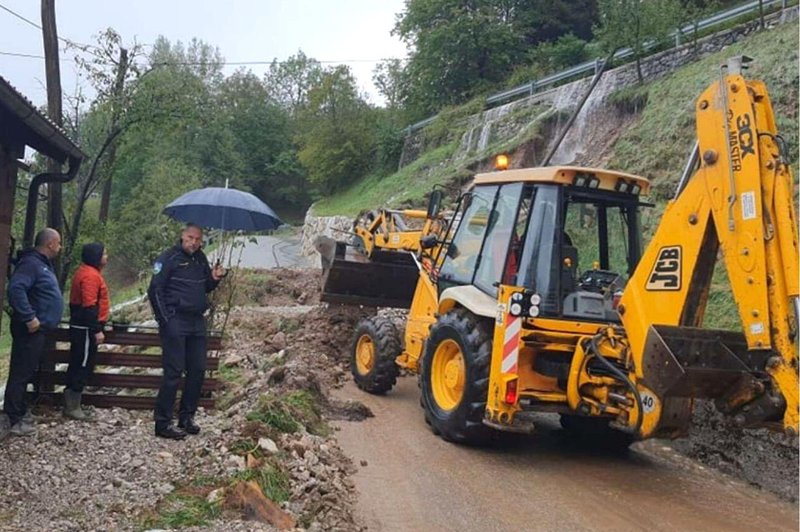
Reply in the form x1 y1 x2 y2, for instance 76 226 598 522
69 242 110 332
7 249 63 329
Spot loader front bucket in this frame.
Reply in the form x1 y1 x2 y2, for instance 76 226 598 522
320 241 419 308
640 325 772 399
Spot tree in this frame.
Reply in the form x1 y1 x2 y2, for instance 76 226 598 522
111 159 202 276
394 0 525 115
372 58 407 111
296 66 376 194
218 70 310 210
596 0 682 83
394 0 602 116
59 29 145 283
264 50 324 114
514 0 600 44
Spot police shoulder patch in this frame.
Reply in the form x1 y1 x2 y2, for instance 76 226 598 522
153 261 163 274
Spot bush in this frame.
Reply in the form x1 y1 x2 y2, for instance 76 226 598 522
529 34 589 75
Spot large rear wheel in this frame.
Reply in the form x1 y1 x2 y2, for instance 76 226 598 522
351 316 401 394
421 309 494 445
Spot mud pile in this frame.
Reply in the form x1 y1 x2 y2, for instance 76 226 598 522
670 401 799 502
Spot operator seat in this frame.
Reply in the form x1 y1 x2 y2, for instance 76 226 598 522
561 233 578 294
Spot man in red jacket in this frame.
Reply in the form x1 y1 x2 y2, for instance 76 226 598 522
65 242 110 420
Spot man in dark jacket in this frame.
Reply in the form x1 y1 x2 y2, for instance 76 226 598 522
65 242 110 420
2 228 63 438
148 224 224 440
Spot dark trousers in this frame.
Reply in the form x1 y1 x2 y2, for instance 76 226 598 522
154 320 207 429
66 325 98 393
3 320 46 425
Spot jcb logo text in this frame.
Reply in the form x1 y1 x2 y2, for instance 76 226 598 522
646 246 682 291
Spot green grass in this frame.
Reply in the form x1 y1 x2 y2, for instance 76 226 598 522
245 390 327 435
109 278 147 307
218 363 244 385
313 142 461 216
313 100 554 216
231 465 290 503
141 491 221 529
610 21 799 198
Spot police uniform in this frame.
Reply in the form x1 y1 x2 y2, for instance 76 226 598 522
147 244 219 435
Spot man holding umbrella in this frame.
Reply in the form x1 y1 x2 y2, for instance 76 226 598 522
148 223 225 440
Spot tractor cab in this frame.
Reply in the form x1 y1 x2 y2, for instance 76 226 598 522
437 166 650 323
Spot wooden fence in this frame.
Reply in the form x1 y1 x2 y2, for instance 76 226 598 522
32 326 222 410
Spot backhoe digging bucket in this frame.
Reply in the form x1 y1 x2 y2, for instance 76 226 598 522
320 241 419 308
640 325 772 400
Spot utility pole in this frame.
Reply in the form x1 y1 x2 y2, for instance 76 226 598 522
41 0 63 268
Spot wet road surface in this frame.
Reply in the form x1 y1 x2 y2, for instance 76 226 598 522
334 377 799 532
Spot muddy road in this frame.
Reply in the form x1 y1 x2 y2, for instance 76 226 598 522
334 377 798 532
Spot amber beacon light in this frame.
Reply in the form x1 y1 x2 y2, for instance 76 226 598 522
494 154 509 170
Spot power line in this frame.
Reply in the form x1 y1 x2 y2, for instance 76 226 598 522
0 1 95 50
0 2 405 67
0 49 403 66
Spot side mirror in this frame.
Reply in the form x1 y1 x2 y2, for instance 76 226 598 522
427 189 443 219
420 234 438 249
446 243 460 259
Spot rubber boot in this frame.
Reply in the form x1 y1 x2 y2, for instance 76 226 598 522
63 389 87 421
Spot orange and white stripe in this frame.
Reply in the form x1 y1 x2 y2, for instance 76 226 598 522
501 315 521 374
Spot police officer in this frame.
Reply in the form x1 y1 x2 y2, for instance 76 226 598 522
148 223 224 440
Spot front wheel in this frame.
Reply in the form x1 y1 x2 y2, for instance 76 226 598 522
420 309 495 445
351 316 401 394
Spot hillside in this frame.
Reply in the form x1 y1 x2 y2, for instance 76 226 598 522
314 19 798 216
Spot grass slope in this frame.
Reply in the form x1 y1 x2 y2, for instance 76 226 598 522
317 21 797 217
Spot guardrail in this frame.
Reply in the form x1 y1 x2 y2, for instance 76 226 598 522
403 0 785 135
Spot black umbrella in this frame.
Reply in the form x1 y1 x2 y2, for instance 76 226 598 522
163 187 282 231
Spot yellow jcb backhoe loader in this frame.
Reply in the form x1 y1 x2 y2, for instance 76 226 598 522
321 56 798 446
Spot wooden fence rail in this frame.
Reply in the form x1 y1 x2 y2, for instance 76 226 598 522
31 326 223 410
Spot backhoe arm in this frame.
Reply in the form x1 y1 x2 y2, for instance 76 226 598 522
620 57 798 435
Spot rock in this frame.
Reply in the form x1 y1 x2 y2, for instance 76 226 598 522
156 451 173 460
267 366 287 385
258 437 279 454
207 487 225 504
271 331 287 350
224 353 246 367
155 483 174 495
297 292 308 304
226 454 246 471
360 460 368 467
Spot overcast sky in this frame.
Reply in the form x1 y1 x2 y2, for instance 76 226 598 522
0 0 409 107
